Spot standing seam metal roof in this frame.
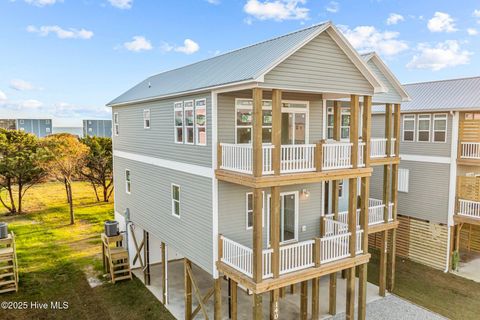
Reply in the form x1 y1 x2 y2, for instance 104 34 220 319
108 23 327 106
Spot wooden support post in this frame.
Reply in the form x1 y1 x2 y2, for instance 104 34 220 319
143 230 151 285
272 89 282 175
270 289 279 320
393 104 401 156
253 293 263 320
300 281 308 320
230 279 238 320
348 177 358 257
385 104 393 157
345 267 356 320
350 95 359 169
332 180 340 220
162 242 168 305
315 140 325 172
279 287 285 298
312 278 320 320
252 188 263 283
358 263 368 320
290 284 296 294
363 96 372 168
329 273 337 315
214 277 222 320
252 88 263 178
387 229 397 292
333 101 342 141
184 259 192 320
314 237 321 267
379 231 388 297
217 142 222 169
271 186 280 278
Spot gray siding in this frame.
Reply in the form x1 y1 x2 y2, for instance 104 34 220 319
113 156 213 274
371 112 453 157
371 160 450 224
218 181 322 248
263 32 374 95
83 120 112 137
218 91 323 144
112 92 212 167
367 60 402 104
17 119 52 137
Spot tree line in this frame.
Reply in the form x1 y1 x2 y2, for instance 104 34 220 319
0 129 113 224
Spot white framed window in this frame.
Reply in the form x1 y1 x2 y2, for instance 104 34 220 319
326 107 350 140
465 112 480 120
338 180 344 198
113 113 119 136
417 114 431 142
45 119 50 124
172 184 181 218
19 119 24 124
235 99 272 144
195 99 207 146
184 100 194 144
174 102 184 143
398 168 409 193
88 120 92 125
143 109 151 129
88 127 93 132
45 127 50 133
125 169 131 194
246 192 265 230
433 114 447 143
402 114 415 142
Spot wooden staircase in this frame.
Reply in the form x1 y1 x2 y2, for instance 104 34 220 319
101 233 132 284
0 232 19 294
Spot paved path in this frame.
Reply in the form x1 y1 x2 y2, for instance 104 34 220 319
330 295 447 320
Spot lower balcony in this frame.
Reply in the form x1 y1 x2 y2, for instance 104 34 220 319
459 142 480 165
455 199 480 225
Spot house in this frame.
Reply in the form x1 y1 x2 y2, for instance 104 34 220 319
83 119 112 137
108 22 408 320
0 118 52 137
370 76 480 277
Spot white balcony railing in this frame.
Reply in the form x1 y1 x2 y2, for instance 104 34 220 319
281 144 316 173
458 199 480 219
320 233 351 264
221 235 253 278
324 198 394 227
279 240 315 275
322 142 353 170
323 218 349 236
461 142 480 160
370 138 397 158
356 230 364 254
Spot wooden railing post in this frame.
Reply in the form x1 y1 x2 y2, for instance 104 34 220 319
272 89 282 175
315 140 325 172
350 95 359 169
314 237 321 267
393 104 401 157
252 188 263 283
217 142 222 170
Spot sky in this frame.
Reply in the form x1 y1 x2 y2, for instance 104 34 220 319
0 0 479 126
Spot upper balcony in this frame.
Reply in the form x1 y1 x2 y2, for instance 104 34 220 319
455 199 480 226
459 142 480 165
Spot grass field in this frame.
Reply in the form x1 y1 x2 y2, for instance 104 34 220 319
0 181 174 320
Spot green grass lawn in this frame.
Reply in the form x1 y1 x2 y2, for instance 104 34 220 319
0 181 174 320
367 250 480 320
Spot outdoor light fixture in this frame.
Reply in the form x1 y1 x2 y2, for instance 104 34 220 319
302 189 310 199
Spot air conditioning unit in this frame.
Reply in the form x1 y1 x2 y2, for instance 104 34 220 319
104 220 119 237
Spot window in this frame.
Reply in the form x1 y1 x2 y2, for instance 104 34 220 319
88 127 93 132
174 102 184 143
172 184 180 218
195 99 207 145
326 107 350 140
465 113 480 120
45 127 50 133
398 168 409 193
433 114 447 142
402 115 415 141
338 180 344 198
88 120 92 125
143 109 151 129
417 114 431 142
235 99 272 144
113 113 119 136
246 192 264 230
19 120 24 124
184 101 194 144
45 119 50 124
125 169 131 194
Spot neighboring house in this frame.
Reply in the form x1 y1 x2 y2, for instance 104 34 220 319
108 22 408 320
83 119 112 137
370 76 480 274
53 126 84 137
0 118 52 137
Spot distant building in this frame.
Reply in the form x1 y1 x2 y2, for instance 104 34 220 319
83 119 112 137
53 126 84 137
0 118 53 137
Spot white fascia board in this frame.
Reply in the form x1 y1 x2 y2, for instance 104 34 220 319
368 53 411 102
400 154 451 164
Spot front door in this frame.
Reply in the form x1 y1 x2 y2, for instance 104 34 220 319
281 112 306 145
267 191 299 245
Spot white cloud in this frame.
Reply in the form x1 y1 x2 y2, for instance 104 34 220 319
108 0 132 9
10 79 35 91
20 99 43 109
474 9 480 18
326 1 339 13
123 36 153 52
24 0 61 7
27 25 94 39
427 12 457 33
386 13 404 25
407 40 472 71
162 39 200 55
244 0 309 21
339 25 408 56
467 28 478 36
0 90 6 102
206 0 220 4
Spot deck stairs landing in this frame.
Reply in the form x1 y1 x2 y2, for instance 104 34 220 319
0 232 19 294
101 233 132 284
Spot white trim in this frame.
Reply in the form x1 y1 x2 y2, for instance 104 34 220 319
125 168 131 194
143 109 151 129
399 154 451 164
417 114 431 142
432 113 448 143
113 112 119 136
398 168 409 193
266 191 299 246
171 183 181 218
246 191 265 230
184 100 195 145
195 98 207 146
211 91 219 278
174 101 184 144
402 114 415 142
113 150 214 178
322 99 327 140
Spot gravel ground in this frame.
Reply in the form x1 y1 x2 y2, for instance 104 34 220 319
330 295 447 320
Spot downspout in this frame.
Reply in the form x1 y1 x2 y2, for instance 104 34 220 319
445 111 459 272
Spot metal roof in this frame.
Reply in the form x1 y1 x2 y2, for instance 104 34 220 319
108 23 328 106
401 77 480 112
